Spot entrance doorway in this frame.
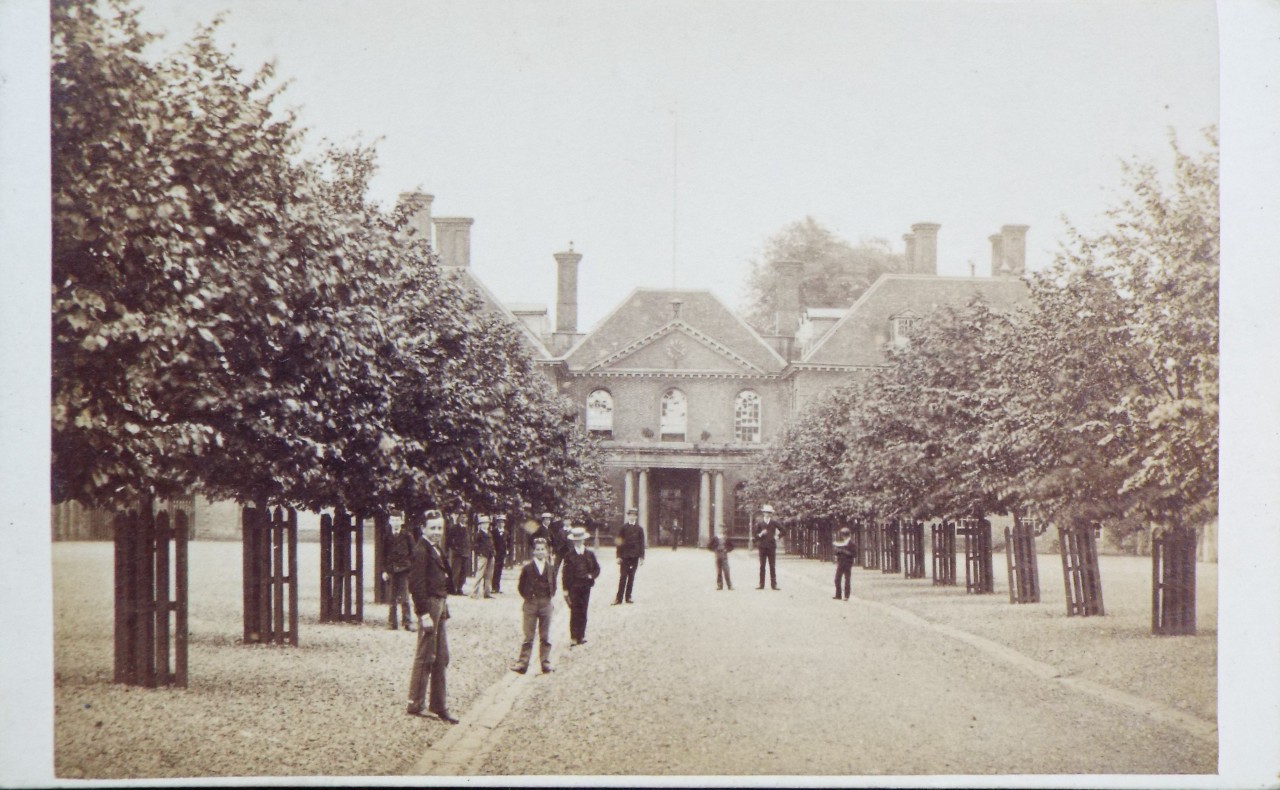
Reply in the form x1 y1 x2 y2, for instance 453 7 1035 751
649 468 700 548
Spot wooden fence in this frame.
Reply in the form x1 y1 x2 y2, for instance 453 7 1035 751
242 506 299 645
1152 526 1197 635
793 522 834 562
113 508 188 687
1005 519 1041 603
861 517 882 570
320 510 363 624
901 520 925 579
960 517 994 594
880 518 901 574
931 520 957 586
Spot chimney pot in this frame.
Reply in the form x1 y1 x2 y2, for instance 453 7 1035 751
433 217 474 268
554 248 584 335
910 223 941 276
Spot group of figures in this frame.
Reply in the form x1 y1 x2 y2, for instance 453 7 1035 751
381 501 804 725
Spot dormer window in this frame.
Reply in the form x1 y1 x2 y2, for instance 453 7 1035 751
586 389 614 439
890 310 920 345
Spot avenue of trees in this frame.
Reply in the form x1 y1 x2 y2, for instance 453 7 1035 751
746 130 1219 551
51 0 611 526
743 217 905 334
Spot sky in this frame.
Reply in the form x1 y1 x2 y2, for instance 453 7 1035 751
131 0 1219 331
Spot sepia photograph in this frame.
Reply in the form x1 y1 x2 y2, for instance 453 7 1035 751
3 0 1279 786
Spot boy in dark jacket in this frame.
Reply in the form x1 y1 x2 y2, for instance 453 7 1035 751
708 529 734 590
512 538 557 674
833 526 854 600
469 515 495 599
560 525 601 646
383 518 416 630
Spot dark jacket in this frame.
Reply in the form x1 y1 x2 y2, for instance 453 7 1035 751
560 548 601 591
387 529 416 573
474 529 494 559
615 522 646 560
491 527 507 561
517 559 557 599
407 539 451 613
756 520 783 549
446 520 471 557
708 535 734 556
833 538 855 562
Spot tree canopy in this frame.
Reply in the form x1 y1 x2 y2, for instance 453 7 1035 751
742 217 904 334
51 0 609 522
746 131 1218 539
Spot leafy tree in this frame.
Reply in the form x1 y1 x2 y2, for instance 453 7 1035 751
743 217 903 333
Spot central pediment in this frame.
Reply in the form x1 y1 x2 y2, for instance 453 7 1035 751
587 321 763 373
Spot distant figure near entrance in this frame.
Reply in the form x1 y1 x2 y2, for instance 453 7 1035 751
670 518 681 551
614 507 645 605
756 504 782 591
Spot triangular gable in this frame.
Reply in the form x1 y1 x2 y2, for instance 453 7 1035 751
803 274 1029 367
588 321 764 373
565 288 786 373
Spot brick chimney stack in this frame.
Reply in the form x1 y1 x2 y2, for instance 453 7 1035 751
399 191 434 246
774 259 803 338
902 233 917 274
989 234 1006 277
911 223 941 275
1000 224 1029 277
433 217 474 268
554 246 583 335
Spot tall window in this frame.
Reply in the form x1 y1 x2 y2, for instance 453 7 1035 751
891 310 919 345
660 388 687 442
734 390 762 443
586 389 614 438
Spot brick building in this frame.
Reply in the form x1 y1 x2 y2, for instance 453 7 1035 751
399 193 1031 548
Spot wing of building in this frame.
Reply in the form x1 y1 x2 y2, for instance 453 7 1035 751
390 194 1034 550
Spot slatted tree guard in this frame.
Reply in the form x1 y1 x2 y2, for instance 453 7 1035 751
320 509 364 624
113 505 189 687
1152 525 1197 635
880 518 902 574
931 520 957 586
901 520 926 579
1058 522 1105 617
1005 516 1041 604
960 517 994 594
862 516 882 570
241 506 299 645
849 520 863 567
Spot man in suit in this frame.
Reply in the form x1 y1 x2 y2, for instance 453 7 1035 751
445 511 471 595
382 517 416 630
490 514 508 594
613 507 645 605
469 515 495 599
511 537 557 674
405 510 458 724
756 504 783 591
560 525 601 646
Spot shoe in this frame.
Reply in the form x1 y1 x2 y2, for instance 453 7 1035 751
511 664 529 674
772 586 781 591
570 639 581 647
611 599 622 606
541 664 555 674
833 595 842 600
483 595 494 599
404 623 415 632
429 708 459 725
406 704 426 716
756 585 764 590
717 585 723 590
578 639 588 645
389 624 398 630
844 597 849 601
625 599 634 604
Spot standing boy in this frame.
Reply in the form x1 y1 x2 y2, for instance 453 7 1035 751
383 517 416 630
833 526 854 600
512 538 556 674
756 504 783 591
491 514 508 594
405 510 458 724
708 529 734 590
469 515 495 599
560 525 601 646
613 507 645 605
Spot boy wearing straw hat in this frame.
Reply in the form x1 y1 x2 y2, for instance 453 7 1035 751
560 525 601 646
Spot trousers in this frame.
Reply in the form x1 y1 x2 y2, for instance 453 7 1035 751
758 546 777 587
470 555 492 598
615 557 639 602
566 587 592 642
387 570 411 627
407 597 449 713
834 557 852 598
517 596 553 668
716 555 732 589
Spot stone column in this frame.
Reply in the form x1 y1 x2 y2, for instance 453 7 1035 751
713 472 725 536
623 470 635 514
698 471 712 544
637 469 650 532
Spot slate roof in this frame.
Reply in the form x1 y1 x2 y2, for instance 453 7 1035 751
563 288 787 373
802 274 1029 367
448 267 551 359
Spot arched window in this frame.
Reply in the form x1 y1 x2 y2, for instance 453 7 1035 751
660 388 687 442
586 389 614 438
734 390 762 443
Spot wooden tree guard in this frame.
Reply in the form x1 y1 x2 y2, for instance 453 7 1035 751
1005 519 1041 603
849 520 863 567
320 509 364 623
372 512 391 605
241 506 299 645
113 507 189 687
1058 523 1104 616
960 517 994 594
862 516 882 570
1152 526 1197 635
901 520 926 579
797 522 832 562
880 518 902 574
932 520 957 586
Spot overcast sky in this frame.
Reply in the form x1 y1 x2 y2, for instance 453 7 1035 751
133 0 1218 331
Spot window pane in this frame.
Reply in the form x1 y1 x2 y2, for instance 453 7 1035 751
586 389 613 434
734 390 761 443
660 389 687 440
